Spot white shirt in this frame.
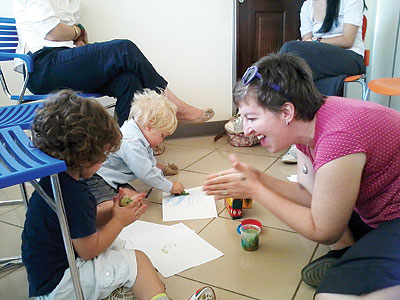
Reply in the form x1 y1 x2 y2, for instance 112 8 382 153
13 0 80 54
300 0 365 56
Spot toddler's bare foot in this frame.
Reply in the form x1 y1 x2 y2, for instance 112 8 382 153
162 163 179 176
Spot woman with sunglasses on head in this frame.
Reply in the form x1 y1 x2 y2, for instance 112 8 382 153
203 53 400 300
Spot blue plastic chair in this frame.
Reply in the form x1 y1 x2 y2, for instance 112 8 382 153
0 101 43 129
0 102 45 212
0 17 110 106
0 126 84 300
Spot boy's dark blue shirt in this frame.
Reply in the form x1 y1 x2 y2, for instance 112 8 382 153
21 172 97 297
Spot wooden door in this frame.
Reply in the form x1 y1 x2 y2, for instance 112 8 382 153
237 0 305 78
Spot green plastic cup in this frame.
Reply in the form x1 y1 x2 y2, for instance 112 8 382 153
240 224 261 251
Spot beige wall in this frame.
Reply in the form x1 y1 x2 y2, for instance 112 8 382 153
0 0 235 121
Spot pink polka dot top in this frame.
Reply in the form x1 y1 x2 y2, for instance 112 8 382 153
298 96 400 228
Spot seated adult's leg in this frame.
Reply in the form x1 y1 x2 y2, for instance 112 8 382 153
316 285 400 300
95 40 214 123
28 40 167 94
28 40 214 125
315 218 400 297
301 212 375 288
314 75 347 96
100 71 142 125
279 41 365 81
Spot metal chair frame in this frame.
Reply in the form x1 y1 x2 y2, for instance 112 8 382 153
0 126 84 300
344 15 369 101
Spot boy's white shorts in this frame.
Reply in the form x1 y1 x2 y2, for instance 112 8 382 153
36 238 137 300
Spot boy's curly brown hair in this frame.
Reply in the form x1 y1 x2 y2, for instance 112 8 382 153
31 90 122 169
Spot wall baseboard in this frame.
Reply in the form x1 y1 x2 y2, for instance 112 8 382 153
168 120 227 140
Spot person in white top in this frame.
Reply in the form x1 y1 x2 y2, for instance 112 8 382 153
13 0 214 127
279 0 366 97
280 0 366 164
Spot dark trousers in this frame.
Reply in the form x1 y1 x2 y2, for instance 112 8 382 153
316 217 400 296
279 41 365 96
27 39 168 125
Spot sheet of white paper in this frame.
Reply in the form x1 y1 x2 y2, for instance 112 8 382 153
287 174 298 182
127 223 223 277
119 220 169 245
162 186 217 221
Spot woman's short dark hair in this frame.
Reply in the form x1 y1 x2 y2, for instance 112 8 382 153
233 53 325 121
31 89 122 169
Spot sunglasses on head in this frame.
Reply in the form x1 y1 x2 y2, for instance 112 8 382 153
242 65 280 92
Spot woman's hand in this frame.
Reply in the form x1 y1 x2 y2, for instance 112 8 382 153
79 28 89 44
112 188 147 227
203 154 262 200
73 38 86 47
73 27 88 47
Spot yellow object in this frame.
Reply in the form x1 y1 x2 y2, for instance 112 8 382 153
150 293 169 300
243 198 252 209
225 197 234 207
226 197 252 209
120 196 133 207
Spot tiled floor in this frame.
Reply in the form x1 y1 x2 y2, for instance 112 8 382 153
0 135 329 300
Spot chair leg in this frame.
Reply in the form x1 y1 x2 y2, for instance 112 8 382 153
344 77 368 101
0 200 23 206
19 182 29 211
0 183 28 272
50 174 84 300
361 79 368 101
214 129 226 142
0 256 22 271
0 183 30 207
365 88 370 101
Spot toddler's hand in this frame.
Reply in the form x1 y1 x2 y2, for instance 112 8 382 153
170 182 184 194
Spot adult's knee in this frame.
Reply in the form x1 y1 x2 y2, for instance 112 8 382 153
114 39 143 56
279 40 301 54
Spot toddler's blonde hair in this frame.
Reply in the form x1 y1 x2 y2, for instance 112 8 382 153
129 89 178 134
